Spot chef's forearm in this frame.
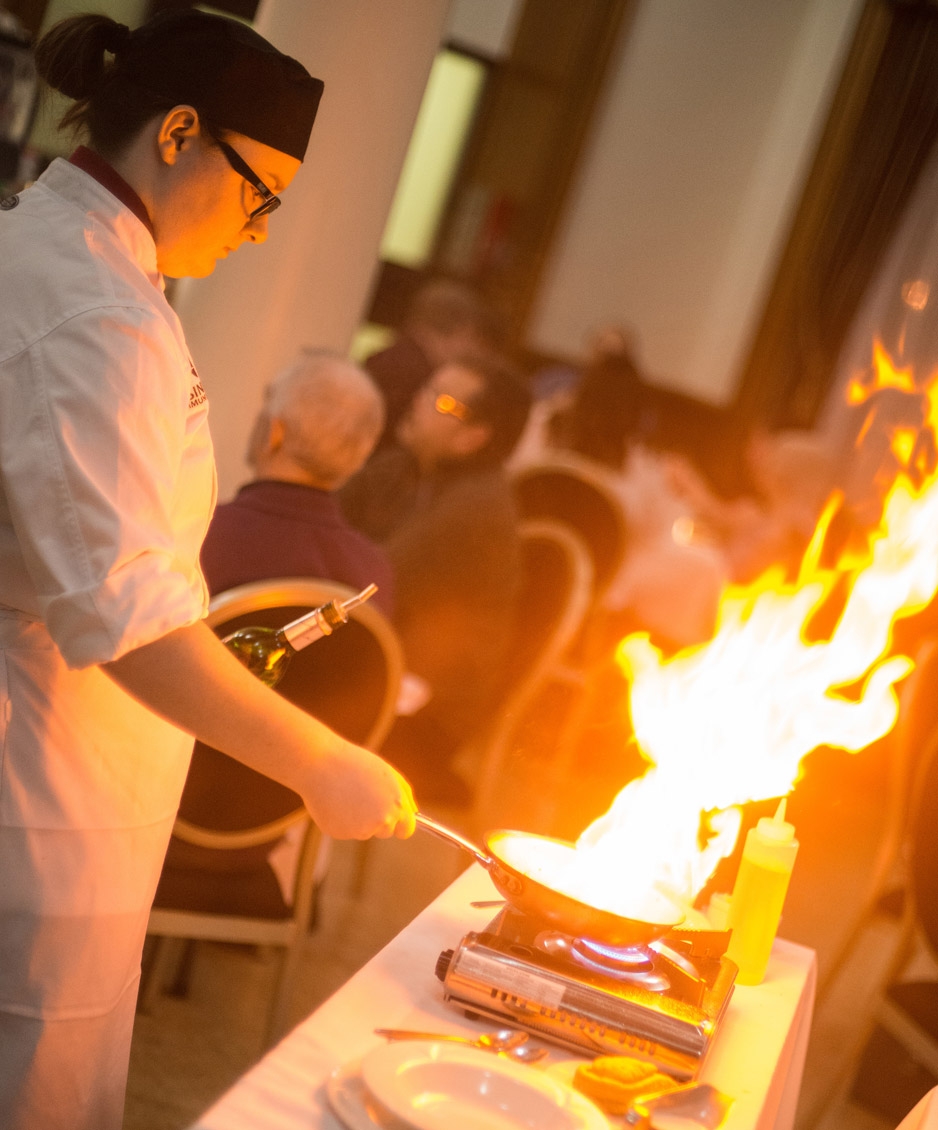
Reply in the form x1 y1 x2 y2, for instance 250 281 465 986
102 620 416 840
102 619 342 789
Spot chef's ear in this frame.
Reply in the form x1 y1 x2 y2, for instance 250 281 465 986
156 106 202 166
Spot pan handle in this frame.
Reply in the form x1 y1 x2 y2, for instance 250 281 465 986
415 812 493 867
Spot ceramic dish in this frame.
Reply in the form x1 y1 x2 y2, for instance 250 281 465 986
327 1058 408 1130
359 1041 610 1130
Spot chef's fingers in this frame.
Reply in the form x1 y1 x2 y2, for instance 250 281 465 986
393 798 417 839
372 808 412 839
383 768 416 839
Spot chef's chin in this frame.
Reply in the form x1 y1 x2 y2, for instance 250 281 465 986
165 260 218 281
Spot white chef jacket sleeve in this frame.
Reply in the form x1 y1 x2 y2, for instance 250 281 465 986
1 303 211 668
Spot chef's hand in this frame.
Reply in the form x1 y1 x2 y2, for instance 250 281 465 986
301 737 417 841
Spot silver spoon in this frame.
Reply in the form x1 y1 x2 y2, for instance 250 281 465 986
374 1027 548 1063
502 1043 550 1064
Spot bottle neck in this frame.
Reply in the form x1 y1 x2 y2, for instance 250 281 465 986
280 602 346 651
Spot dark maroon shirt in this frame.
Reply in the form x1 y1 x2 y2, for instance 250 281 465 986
200 480 394 615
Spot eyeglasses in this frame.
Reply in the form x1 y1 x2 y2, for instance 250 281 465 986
433 391 473 422
213 136 282 221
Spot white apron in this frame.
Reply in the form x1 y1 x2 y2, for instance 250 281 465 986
0 614 194 1128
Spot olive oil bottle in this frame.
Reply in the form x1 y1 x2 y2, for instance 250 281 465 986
222 583 377 687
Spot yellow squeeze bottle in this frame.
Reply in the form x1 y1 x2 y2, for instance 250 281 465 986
726 799 799 985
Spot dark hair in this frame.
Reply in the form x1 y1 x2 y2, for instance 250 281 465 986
34 16 182 156
549 348 644 468
455 352 532 467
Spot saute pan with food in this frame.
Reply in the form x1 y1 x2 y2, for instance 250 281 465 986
415 813 683 948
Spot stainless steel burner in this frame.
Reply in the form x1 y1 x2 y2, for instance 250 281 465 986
535 930 670 991
571 937 671 991
435 911 737 1079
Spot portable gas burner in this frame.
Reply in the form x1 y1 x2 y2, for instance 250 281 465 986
435 906 737 1079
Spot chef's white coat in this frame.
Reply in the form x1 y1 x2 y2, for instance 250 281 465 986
0 158 216 1129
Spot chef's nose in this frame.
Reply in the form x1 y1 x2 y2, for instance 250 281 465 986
243 213 270 243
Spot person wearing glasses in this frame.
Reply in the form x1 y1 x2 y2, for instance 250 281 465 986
364 277 502 449
341 354 532 805
0 10 415 1129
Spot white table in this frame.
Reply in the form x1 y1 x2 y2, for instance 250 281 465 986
190 864 817 1130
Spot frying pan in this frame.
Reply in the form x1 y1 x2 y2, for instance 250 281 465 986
416 813 683 947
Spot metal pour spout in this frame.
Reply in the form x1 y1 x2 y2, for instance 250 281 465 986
281 583 378 651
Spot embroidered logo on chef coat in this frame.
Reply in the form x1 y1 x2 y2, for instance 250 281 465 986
0 195 19 210
188 365 207 410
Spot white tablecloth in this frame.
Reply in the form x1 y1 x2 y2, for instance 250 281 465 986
190 864 817 1130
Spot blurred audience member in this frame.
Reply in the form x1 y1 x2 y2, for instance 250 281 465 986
604 428 844 650
365 277 501 447
511 325 650 470
341 352 532 802
581 440 724 652
510 327 725 650
664 428 840 585
201 349 392 611
546 330 646 469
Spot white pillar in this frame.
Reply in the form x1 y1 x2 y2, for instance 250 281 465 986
172 0 449 498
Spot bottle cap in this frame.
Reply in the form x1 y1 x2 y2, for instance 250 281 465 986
756 797 795 843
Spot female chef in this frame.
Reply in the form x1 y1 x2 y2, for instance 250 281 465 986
0 10 416 1129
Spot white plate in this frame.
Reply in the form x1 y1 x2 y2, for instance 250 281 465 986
327 1058 403 1130
359 1041 610 1130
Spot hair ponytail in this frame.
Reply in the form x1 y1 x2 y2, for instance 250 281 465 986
34 15 127 103
33 14 172 156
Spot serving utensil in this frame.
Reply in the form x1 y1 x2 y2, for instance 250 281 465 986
374 1027 549 1064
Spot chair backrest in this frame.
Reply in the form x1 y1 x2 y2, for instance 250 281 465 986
147 578 405 1042
501 519 594 695
511 454 629 598
472 520 594 824
207 577 403 750
171 577 404 852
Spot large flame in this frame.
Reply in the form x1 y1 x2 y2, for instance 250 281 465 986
544 343 938 921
